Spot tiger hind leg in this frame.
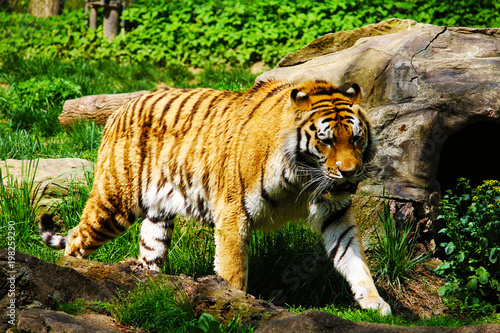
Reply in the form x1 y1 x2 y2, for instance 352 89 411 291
138 215 175 271
40 187 137 259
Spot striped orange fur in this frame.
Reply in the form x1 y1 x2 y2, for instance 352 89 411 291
40 80 390 315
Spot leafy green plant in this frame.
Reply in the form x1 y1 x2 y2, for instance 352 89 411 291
436 178 500 315
3 1 499 69
371 201 427 288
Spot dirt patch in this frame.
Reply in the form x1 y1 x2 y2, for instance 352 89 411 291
377 265 446 318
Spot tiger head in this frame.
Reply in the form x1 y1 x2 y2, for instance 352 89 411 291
290 81 376 200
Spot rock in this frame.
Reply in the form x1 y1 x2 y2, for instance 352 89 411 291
277 19 428 67
0 250 119 332
56 255 158 296
11 309 121 333
191 275 291 327
251 61 271 74
257 19 500 240
255 310 499 333
0 251 119 310
0 158 92 218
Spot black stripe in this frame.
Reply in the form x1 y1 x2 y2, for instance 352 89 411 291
159 93 182 127
140 238 155 251
88 224 115 242
337 236 354 262
239 170 254 225
299 111 319 128
181 91 221 190
182 89 213 133
136 92 167 204
149 214 176 223
84 244 101 251
240 84 289 130
261 167 278 207
127 213 137 226
98 218 121 236
321 117 336 123
202 91 230 122
172 90 201 127
336 107 354 114
197 197 209 220
328 225 355 261
155 92 184 162
154 236 171 246
280 167 295 189
295 127 301 156
309 85 339 96
321 203 351 233
145 257 163 267
304 130 311 144
242 194 253 225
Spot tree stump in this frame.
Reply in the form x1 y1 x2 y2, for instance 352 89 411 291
29 0 59 17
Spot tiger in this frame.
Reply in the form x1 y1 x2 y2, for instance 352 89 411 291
40 79 391 315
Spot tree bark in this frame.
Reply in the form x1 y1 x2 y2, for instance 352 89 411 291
103 6 120 41
59 91 149 127
30 0 59 17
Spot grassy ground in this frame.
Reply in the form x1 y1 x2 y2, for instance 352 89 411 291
1 56 499 331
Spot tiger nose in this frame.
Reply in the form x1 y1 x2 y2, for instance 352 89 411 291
336 161 357 177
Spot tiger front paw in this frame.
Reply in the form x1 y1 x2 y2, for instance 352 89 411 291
357 295 392 316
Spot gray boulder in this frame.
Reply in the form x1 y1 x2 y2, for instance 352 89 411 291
258 19 500 242
0 158 92 218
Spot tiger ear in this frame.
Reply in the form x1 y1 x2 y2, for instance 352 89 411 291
290 89 311 110
345 83 362 104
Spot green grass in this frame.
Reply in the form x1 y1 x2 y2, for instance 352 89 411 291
58 281 253 333
108 280 197 332
0 53 257 160
0 159 59 262
290 304 500 327
248 223 352 308
370 200 428 289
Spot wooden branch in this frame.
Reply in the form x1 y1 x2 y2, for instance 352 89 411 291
59 91 149 127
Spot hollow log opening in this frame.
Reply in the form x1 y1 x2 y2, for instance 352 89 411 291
437 121 500 193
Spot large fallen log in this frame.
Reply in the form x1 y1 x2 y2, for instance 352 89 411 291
59 90 149 127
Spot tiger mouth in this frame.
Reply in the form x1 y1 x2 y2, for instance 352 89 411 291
325 181 358 194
